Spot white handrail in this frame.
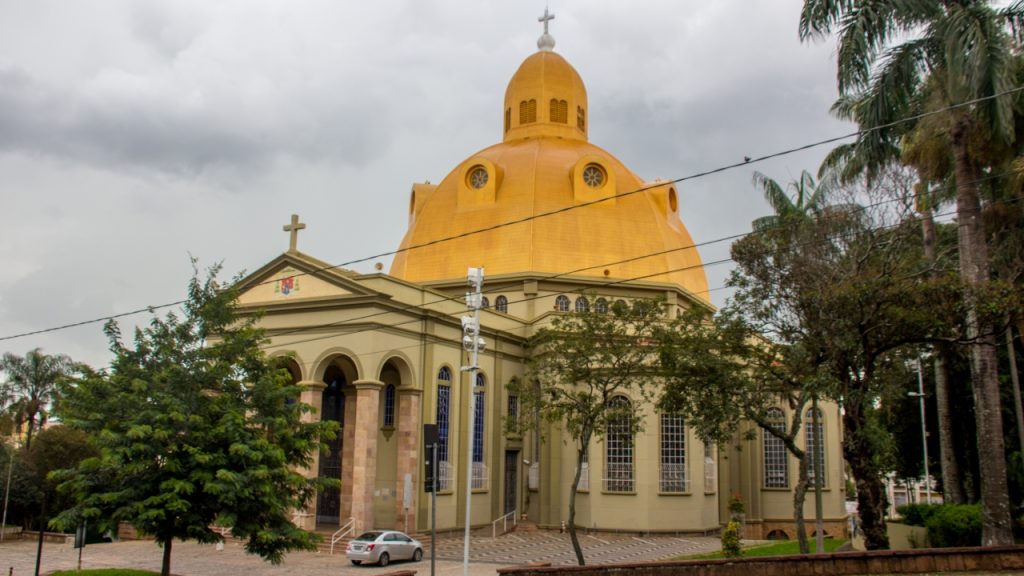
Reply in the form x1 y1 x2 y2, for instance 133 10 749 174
491 509 517 538
330 517 355 555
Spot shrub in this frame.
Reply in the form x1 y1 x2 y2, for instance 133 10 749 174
896 503 942 527
925 504 982 548
721 521 743 557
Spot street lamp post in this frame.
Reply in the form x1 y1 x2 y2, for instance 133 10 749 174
461 268 485 576
909 357 932 504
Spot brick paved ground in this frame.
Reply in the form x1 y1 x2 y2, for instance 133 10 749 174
0 531 722 575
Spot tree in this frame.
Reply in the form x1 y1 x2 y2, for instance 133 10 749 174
0 348 77 449
52 264 338 576
725 180 960 549
751 170 829 232
658 307 820 554
799 0 1024 545
508 297 666 566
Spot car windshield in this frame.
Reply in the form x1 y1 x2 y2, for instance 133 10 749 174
354 531 383 542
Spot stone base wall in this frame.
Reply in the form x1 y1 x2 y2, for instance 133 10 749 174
744 518 849 540
497 546 1024 576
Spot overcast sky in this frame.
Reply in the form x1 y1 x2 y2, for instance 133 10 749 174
0 1 850 369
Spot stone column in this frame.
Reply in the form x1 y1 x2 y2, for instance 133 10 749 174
295 380 324 531
340 388 357 524
395 389 422 531
351 379 383 534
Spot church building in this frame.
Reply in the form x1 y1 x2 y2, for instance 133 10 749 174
232 18 848 541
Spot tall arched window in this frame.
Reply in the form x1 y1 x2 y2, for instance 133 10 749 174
763 408 788 488
481 296 490 309
383 384 396 428
604 396 634 492
660 413 687 493
504 108 511 133
704 441 717 493
577 105 586 131
595 298 608 314
471 373 487 489
555 295 570 312
575 296 589 312
805 408 827 486
436 367 453 490
495 295 508 313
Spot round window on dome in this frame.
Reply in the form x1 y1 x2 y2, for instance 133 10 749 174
582 164 606 188
468 166 489 189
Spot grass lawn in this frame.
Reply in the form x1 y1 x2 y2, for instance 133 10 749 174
49 565 159 569
679 538 848 560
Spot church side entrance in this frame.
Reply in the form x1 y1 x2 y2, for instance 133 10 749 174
317 369 346 526
504 450 519 515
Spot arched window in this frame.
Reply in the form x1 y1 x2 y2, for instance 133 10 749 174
495 295 508 313
550 98 568 123
555 295 570 312
595 298 608 314
481 296 490 309
575 296 589 313
577 105 586 131
805 408 827 486
504 108 511 133
612 299 628 314
383 384 396 428
660 413 687 493
472 373 487 489
604 396 634 492
763 408 788 488
520 99 537 124
704 441 717 493
436 367 453 490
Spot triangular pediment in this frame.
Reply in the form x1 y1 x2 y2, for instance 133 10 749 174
235 252 374 306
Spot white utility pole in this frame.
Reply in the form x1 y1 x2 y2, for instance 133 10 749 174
911 357 932 504
460 267 485 576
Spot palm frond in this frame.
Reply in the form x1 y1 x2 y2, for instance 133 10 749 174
799 0 855 41
752 171 797 217
1003 0 1024 44
837 0 902 93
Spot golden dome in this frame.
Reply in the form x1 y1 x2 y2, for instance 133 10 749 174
389 49 709 303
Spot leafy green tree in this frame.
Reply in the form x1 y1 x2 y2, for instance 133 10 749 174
658 307 821 553
508 297 666 566
799 0 1024 544
52 265 337 576
0 348 78 449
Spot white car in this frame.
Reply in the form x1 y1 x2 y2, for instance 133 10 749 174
346 530 424 566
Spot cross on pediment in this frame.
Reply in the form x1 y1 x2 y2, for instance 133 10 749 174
283 214 306 252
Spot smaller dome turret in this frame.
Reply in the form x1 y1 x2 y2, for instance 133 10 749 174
502 51 587 143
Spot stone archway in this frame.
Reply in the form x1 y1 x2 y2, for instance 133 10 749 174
375 356 421 531
314 355 359 528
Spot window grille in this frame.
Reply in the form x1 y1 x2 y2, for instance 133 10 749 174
472 375 485 466
805 408 827 486
604 397 634 492
660 413 688 493
383 384 396 427
507 394 519 428
704 442 717 493
578 449 590 491
495 295 508 313
436 367 452 490
575 296 589 312
555 295 570 312
471 462 488 490
763 408 789 488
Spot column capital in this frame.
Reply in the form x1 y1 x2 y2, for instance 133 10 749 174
352 379 384 391
298 380 326 391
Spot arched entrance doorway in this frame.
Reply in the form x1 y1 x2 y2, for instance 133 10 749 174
317 365 347 525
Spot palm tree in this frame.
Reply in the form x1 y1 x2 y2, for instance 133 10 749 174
799 0 1022 546
0 349 76 449
751 170 829 232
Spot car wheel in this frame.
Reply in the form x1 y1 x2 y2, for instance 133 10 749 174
351 560 362 566
378 553 390 567
413 548 423 562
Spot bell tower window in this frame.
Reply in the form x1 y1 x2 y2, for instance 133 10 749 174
520 99 537 124
577 106 586 131
505 108 511 133
550 99 568 123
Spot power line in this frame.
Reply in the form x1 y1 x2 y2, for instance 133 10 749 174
2 87 1021 344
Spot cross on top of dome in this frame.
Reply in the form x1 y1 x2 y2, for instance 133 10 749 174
537 7 555 51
